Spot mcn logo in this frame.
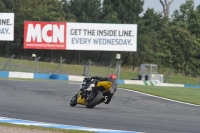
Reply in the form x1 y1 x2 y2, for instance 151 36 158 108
24 21 66 50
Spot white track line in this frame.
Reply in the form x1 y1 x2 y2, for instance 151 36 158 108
0 116 143 133
119 88 200 107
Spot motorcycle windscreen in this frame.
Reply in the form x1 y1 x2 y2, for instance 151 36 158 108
77 91 86 105
96 81 112 92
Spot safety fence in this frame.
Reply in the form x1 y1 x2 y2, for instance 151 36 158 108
1 71 198 88
0 56 119 78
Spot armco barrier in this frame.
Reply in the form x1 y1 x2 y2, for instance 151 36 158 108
157 82 184 87
50 74 68 80
9 71 34 79
68 75 85 82
184 84 200 88
124 80 154 86
34 73 51 79
0 71 197 88
0 71 9 78
116 79 124 84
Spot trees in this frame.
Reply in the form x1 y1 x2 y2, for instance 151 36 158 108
69 0 102 22
7 0 65 56
1 0 200 75
101 0 119 23
108 0 144 24
159 0 174 17
158 0 200 75
135 0 200 75
101 0 144 69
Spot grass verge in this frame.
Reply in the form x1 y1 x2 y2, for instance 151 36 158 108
119 84 200 105
1 57 200 85
0 122 94 133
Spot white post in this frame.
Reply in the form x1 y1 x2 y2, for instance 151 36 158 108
116 54 121 79
32 54 40 73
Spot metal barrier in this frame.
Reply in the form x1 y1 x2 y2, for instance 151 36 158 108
0 56 118 77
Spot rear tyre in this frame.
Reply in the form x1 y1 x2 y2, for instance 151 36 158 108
70 94 78 107
86 90 103 108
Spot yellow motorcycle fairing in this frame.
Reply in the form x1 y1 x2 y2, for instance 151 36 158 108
96 81 112 92
77 91 86 105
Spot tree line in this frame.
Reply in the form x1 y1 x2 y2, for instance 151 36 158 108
0 0 200 76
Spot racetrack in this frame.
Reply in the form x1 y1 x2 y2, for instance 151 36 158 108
0 79 200 133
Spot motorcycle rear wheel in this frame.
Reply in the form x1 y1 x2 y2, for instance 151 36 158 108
70 94 78 107
86 90 103 108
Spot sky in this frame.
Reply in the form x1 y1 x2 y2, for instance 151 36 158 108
143 0 200 15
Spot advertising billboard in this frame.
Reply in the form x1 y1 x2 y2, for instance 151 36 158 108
0 13 14 41
24 21 137 51
24 21 66 50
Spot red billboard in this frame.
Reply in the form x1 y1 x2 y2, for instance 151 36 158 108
24 21 66 50
24 21 138 51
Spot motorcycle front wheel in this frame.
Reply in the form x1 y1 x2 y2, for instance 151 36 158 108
70 94 78 107
86 90 103 108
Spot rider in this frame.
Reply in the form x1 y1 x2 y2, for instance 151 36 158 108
85 74 117 104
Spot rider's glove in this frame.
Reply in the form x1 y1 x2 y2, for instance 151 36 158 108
85 84 95 91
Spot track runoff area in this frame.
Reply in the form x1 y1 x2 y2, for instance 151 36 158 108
0 13 140 132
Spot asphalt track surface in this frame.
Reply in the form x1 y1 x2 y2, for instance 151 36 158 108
0 79 200 133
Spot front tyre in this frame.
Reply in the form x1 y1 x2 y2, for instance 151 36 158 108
70 94 78 107
86 90 103 108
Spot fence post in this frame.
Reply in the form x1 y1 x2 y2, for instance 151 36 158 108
82 59 93 76
107 63 113 76
9 54 15 71
117 59 121 79
36 57 41 73
52 56 65 74
2 55 15 71
60 56 65 74
164 68 173 83
199 76 200 85
88 59 91 76
83 65 88 76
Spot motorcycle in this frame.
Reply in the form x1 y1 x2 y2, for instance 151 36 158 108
70 77 112 108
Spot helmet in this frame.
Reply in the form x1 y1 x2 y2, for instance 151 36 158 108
108 74 117 80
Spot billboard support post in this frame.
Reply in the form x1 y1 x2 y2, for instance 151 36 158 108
116 54 121 79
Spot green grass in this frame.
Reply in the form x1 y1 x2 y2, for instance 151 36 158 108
0 122 94 133
119 84 200 105
1 57 200 85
